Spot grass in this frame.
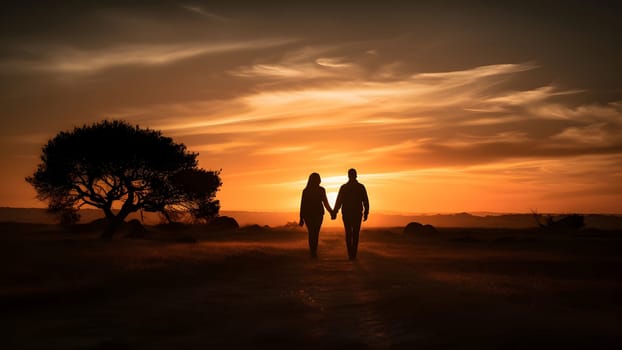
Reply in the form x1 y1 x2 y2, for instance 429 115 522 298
1 223 621 349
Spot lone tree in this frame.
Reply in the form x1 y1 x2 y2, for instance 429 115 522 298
26 120 222 238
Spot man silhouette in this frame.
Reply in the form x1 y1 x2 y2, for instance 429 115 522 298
332 168 369 260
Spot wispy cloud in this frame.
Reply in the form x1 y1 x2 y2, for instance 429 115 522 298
439 131 531 148
460 115 524 126
230 64 317 78
414 63 538 80
366 140 421 154
180 5 229 22
193 141 256 154
485 86 583 106
532 102 622 121
253 145 310 155
552 123 609 145
315 57 352 68
228 45 359 79
2 38 295 74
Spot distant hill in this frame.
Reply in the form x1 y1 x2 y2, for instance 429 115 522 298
222 211 622 230
2 207 621 230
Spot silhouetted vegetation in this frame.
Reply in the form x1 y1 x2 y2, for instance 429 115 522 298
207 216 239 231
26 120 221 238
282 221 305 232
404 222 437 234
531 210 585 231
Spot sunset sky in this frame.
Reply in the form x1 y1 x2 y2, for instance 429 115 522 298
1 1 621 214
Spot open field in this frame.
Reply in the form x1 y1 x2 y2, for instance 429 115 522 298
2 223 621 349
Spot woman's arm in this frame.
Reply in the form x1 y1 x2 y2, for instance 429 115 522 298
321 187 332 213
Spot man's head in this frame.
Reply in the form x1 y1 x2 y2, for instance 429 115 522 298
348 168 357 181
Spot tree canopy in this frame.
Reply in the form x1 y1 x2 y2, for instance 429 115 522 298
26 120 221 237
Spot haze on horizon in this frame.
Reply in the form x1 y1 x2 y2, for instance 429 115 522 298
1 1 621 214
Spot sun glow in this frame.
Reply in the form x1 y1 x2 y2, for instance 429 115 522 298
326 191 338 208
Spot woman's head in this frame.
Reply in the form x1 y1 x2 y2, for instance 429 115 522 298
306 172 321 188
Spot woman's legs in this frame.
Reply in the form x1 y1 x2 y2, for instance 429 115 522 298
305 216 323 257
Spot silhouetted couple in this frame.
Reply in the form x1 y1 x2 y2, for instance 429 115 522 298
299 168 369 260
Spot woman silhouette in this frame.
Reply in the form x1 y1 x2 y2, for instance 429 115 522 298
299 172 333 258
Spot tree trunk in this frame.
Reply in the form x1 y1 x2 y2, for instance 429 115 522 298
101 217 122 239
100 190 138 239
100 205 117 239
100 210 133 239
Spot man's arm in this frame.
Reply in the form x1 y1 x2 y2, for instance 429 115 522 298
334 186 343 212
332 186 343 219
362 185 369 221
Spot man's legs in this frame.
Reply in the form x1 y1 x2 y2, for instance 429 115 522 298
342 218 353 259
350 219 362 259
343 213 362 260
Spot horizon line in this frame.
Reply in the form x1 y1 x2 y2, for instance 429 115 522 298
2 206 621 216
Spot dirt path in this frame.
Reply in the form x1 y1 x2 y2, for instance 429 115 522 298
285 234 427 347
300 237 388 346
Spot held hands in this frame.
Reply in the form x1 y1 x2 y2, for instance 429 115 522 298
330 209 337 220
